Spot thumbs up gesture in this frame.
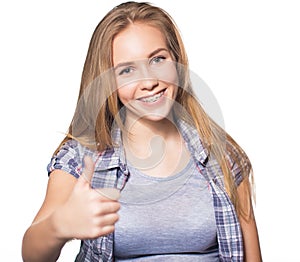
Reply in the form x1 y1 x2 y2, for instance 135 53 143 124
54 156 121 240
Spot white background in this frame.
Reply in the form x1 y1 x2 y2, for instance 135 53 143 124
1 0 299 261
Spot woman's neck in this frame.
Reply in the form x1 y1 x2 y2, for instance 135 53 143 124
122 113 190 176
123 113 178 147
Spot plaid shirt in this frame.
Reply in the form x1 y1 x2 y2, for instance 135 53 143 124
48 119 244 261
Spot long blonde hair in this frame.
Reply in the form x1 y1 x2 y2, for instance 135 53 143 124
56 1 254 219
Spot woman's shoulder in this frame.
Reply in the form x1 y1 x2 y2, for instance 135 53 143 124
47 139 93 178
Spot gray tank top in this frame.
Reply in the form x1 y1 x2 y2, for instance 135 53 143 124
114 158 219 261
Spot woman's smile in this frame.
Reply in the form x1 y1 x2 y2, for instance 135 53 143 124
138 89 166 103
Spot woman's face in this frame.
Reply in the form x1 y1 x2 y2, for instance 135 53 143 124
113 23 178 123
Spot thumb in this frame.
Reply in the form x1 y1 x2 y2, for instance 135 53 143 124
78 156 95 186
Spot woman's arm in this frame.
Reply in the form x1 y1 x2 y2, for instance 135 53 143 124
238 179 262 262
22 170 77 261
22 157 120 262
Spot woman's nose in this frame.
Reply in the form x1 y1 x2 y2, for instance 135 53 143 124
140 78 159 90
139 64 158 90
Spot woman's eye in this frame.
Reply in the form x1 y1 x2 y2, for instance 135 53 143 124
151 56 166 65
119 67 134 76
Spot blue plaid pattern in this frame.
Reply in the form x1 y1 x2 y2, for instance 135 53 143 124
47 119 244 261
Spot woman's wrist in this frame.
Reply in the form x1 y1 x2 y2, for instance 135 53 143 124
50 206 74 243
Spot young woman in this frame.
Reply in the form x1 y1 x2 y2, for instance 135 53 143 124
22 2 262 261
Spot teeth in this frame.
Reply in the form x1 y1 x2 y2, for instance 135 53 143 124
140 91 164 103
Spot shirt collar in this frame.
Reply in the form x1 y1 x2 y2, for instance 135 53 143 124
175 118 209 166
94 118 209 171
94 126 126 171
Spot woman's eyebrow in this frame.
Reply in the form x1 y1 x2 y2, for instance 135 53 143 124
114 48 169 70
114 61 134 71
148 47 168 58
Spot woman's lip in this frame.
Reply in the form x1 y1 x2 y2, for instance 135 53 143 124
137 89 166 100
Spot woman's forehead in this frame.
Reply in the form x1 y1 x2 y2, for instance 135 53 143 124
112 24 167 66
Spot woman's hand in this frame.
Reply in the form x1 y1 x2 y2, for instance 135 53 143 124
53 156 121 240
